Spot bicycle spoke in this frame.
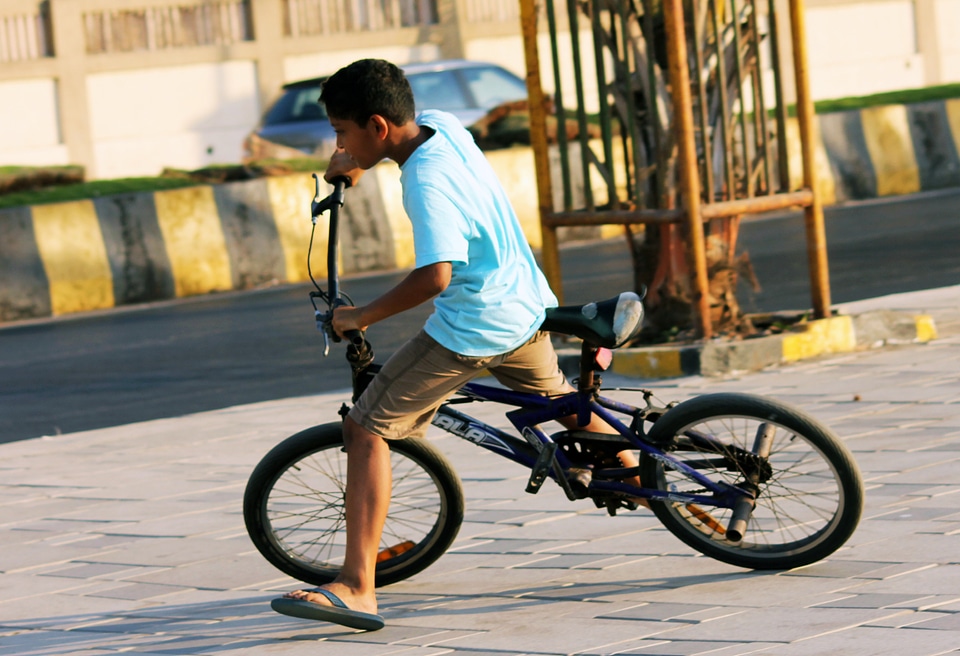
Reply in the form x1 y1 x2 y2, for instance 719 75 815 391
251 433 458 584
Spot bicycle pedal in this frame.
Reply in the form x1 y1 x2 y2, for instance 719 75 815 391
525 442 557 494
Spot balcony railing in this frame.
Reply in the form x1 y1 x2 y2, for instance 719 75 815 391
284 0 438 36
0 2 51 62
0 0 519 62
82 0 252 54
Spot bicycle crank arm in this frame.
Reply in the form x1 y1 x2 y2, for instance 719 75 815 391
725 422 776 542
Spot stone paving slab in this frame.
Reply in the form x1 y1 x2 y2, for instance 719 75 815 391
3 286 960 655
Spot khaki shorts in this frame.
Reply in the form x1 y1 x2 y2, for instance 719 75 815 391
348 329 570 440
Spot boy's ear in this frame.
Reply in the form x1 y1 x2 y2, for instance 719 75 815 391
369 114 390 140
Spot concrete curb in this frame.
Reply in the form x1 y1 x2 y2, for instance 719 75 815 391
794 98 960 204
558 310 939 379
0 147 609 324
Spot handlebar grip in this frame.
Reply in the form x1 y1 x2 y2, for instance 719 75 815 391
330 175 352 189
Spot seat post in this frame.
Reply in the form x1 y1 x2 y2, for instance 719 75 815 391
578 341 598 392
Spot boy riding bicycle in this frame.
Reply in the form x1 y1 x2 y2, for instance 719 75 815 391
272 58 641 631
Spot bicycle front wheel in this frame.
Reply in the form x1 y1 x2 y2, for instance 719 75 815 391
244 422 464 587
642 393 863 570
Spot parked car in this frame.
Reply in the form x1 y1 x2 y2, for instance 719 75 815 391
243 59 529 161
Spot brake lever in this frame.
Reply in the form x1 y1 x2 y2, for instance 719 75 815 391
316 310 332 357
310 173 323 223
315 297 352 357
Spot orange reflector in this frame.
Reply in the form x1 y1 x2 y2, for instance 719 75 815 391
376 540 416 562
686 504 726 535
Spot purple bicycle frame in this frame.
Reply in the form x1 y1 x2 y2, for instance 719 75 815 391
431 380 748 509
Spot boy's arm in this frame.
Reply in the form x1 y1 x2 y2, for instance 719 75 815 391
332 262 451 336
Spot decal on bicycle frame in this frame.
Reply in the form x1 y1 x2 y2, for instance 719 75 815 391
432 412 513 455
649 451 681 471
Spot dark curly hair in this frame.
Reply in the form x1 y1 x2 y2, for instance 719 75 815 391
319 59 415 127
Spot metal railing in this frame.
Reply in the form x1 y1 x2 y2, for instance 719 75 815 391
522 0 830 337
82 0 252 54
284 0 438 36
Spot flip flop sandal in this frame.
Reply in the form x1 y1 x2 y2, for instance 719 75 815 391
271 588 385 631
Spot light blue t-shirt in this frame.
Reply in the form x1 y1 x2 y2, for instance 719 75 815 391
399 110 558 356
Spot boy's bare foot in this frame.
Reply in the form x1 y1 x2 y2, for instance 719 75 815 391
273 581 383 630
283 581 377 616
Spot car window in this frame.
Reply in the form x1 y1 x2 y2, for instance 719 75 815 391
408 71 470 112
461 66 528 110
263 87 327 126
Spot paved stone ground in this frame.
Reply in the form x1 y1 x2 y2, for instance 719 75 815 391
2 286 960 655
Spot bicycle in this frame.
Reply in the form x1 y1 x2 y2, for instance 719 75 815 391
243 175 865 588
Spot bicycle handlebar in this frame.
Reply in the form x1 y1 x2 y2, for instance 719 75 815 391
343 329 366 347
308 173 373 369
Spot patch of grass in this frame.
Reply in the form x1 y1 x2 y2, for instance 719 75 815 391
0 159 328 210
814 82 960 114
0 176 200 209
768 83 960 118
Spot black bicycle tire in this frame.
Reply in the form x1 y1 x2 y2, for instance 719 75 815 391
641 393 864 570
244 422 464 587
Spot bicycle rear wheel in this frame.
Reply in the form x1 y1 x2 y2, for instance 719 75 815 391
244 422 464 587
641 393 863 570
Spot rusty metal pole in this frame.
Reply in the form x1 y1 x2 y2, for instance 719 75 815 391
519 0 564 304
663 0 712 338
789 0 831 317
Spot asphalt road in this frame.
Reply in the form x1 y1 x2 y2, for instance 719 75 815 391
2 189 958 443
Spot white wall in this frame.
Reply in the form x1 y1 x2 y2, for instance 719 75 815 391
86 61 260 179
0 78 69 166
936 0 960 81
805 0 925 99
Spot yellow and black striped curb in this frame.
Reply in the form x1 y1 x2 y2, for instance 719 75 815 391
558 311 938 379
1 175 329 322
2 99 958 325
0 147 607 324
795 98 960 203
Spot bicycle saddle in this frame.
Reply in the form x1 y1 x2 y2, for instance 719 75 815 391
542 291 645 348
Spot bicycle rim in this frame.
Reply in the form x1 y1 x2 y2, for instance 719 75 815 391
248 426 463 587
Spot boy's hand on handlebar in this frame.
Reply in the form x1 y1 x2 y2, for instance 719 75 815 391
332 305 366 338
324 149 364 187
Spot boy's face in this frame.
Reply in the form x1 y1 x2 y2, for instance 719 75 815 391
329 115 384 170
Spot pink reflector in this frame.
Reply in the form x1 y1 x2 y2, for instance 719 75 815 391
595 348 613 371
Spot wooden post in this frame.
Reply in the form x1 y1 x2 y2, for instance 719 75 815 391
789 0 831 317
519 0 564 303
663 0 712 338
